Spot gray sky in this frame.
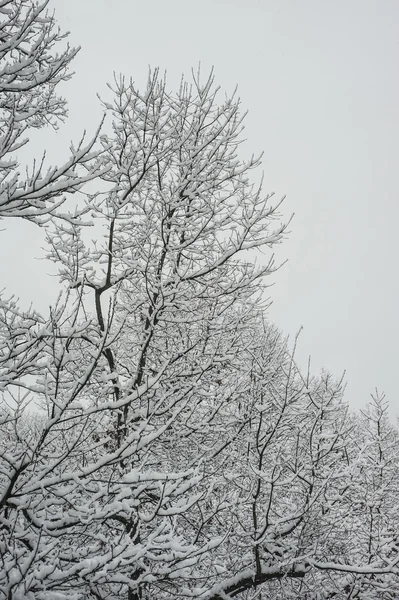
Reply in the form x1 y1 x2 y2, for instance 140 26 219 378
2 0 398 416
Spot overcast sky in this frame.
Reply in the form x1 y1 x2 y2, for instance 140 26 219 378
2 0 398 416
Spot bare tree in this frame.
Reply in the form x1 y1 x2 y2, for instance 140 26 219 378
310 393 399 600
0 69 289 599
1 7 399 596
190 332 351 600
0 0 102 223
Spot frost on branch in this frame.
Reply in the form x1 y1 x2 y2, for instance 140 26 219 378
0 0 103 223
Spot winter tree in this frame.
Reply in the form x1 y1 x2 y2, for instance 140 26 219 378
1 3 399 600
312 394 399 600
0 0 101 223
0 49 291 595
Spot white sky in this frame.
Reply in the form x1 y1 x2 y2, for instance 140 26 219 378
2 0 398 416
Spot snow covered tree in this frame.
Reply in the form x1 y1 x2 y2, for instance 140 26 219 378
1 5 399 598
282 393 399 600
199 335 351 600
0 69 290 599
317 393 399 600
0 0 101 223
